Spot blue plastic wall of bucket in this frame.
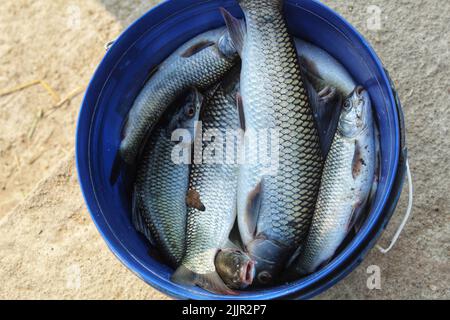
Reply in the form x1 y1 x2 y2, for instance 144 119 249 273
76 0 407 300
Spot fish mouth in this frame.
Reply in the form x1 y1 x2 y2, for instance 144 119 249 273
240 260 255 286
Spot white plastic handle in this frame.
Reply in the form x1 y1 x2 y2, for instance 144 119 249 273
377 160 413 254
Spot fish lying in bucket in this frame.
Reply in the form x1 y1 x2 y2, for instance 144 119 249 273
292 87 376 276
117 27 239 166
132 89 204 266
172 69 255 295
221 0 323 286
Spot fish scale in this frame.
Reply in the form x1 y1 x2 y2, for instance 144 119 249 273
119 28 237 165
236 0 323 252
182 82 240 275
134 128 190 266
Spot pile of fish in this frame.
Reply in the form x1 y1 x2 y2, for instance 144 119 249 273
114 0 379 295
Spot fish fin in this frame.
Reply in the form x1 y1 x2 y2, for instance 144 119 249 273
304 78 320 115
286 244 303 270
228 219 245 249
352 141 364 179
236 92 246 131
109 151 123 185
243 180 263 239
131 186 156 246
306 83 342 158
225 239 241 251
171 265 196 286
186 189 206 212
172 266 238 295
180 40 215 58
299 55 323 82
120 113 131 141
320 88 342 158
143 65 160 84
205 82 222 101
349 206 365 233
220 8 246 56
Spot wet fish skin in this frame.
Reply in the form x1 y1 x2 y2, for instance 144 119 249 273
132 89 203 267
224 0 323 285
294 87 375 275
172 72 243 294
120 27 238 165
295 38 356 97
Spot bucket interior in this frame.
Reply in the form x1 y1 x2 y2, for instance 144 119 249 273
76 0 399 300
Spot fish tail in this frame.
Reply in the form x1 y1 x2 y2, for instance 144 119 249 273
131 186 156 246
220 8 246 56
109 151 123 185
171 265 238 295
110 150 136 185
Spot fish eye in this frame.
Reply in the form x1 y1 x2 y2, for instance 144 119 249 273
257 271 272 284
186 107 195 117
344 100 351 110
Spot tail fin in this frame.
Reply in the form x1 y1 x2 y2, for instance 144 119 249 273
171 265 238 295
220 8 246 56
131 186 156 246
305 81 343 159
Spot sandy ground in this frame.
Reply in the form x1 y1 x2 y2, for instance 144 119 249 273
0 0 448 299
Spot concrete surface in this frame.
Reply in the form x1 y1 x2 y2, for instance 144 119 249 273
0 0 448 299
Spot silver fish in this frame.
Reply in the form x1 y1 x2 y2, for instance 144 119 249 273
295 38 356 97
221 0 323 286
294 87 375 275
132 89 203 267
119 27 238 165
172 72 248 295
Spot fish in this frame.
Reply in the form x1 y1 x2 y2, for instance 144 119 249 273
172 70 250 294
294 38 356 97
293 86 376 276
119 27 238 165
132 88 204 267
221 1 324 286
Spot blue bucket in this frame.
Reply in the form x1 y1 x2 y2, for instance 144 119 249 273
76 0 407 300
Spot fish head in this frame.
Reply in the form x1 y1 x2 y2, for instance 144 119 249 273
217 29 239 59
338 86 372 138
167 88 203 139
215 248 255 290
246 237 289 286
